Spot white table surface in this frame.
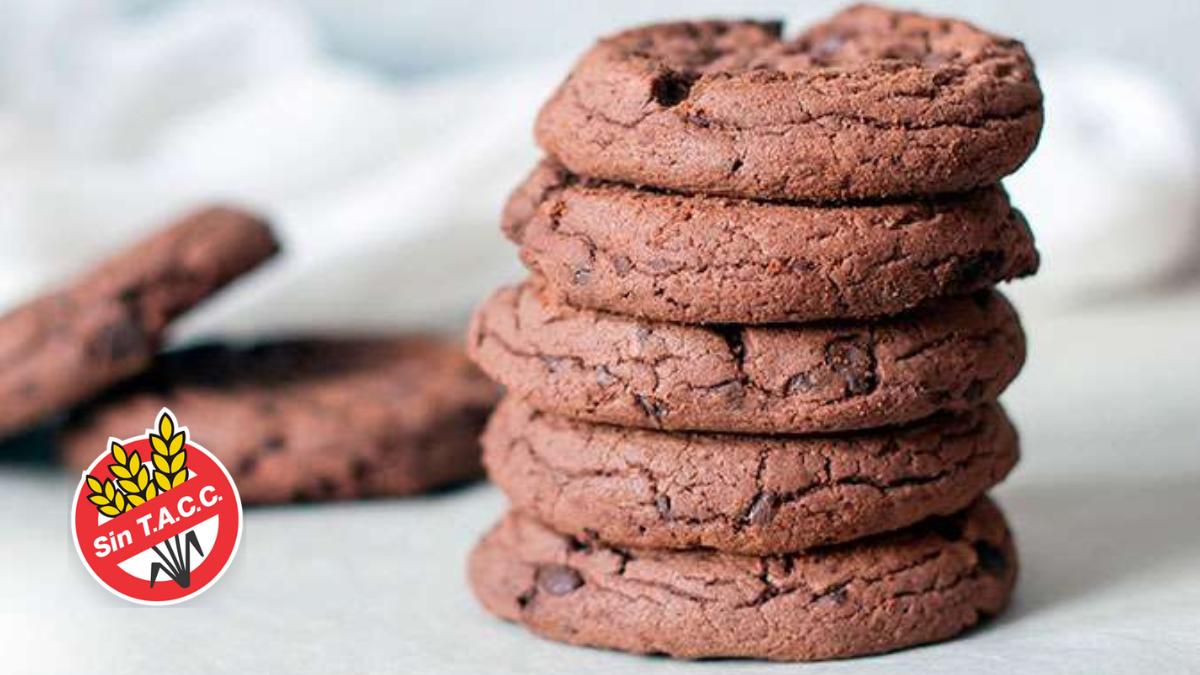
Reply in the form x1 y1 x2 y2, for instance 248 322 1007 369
3 289 1199 674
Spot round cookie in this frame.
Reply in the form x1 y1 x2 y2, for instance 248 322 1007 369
0 207 278 439
484 397 1018 555
60 337 500 503
505 160 1039 324
536 6 1042 201
467 282 1025 434
469 498 1017 661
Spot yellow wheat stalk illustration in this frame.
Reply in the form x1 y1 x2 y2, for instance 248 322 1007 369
84 411 189 518
150 413 189 492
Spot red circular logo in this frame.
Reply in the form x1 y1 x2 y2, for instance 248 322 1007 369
71 409 242 605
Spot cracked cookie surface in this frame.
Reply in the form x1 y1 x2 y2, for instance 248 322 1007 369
484 397 1018 554
536 5 1042 201
0 207 278 439
469 497 1016 661
506 160 1038 323
467 282 1025 433
60 337 499 503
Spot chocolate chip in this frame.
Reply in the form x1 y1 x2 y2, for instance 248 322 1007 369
973 541 1008 576
90 316 148 363
516 588 535 608
789 258 816 273
655 494 672 519
844 370 874 396
612 256 633 276
351 459 372 483
825 338 877 396
536 564 583 596
646 258 680 273
786 372 815 395
261 434 286 453
594 366 618 387
746 491 778 526
539 355 564 373
819 583 849 605
649 70 695 107
315 477 339 497
952 251 1004 290
634 395 669 420
709 380 744 403
236 455 258 477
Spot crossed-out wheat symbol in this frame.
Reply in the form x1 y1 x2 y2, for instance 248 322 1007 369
83 412 204 589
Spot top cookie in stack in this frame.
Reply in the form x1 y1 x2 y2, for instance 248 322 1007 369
536 6 1041 204
468 4 1041 662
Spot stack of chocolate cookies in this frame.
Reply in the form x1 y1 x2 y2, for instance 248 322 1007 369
467 5 1042 661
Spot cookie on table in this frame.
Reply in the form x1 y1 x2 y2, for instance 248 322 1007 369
484 397 1018 555
60 337 499 503
536 6 1042 201
506 160 1039 324
470 498 1016 661
0 207 278 439
467 282 1025 434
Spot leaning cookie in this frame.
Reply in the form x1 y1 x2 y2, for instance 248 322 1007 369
506 161 1038 324
484 397 1018 555
469 498 1016 661
536 6 1042 201
60 337 499 503
468 282 1024 434
0 207 278 439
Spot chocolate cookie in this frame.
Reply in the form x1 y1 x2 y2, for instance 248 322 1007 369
60 337 499 503
505 161 1038 324
467 282 1025 434
0 207 278 439
470 498 1016 661
484 397 1018 555
536 6 1042 201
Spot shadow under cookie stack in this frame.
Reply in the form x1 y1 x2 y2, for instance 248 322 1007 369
467 5 1042 662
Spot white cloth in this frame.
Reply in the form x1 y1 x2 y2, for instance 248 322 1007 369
1005 57 1200 307
0 0 548 338
1 0 1197 341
